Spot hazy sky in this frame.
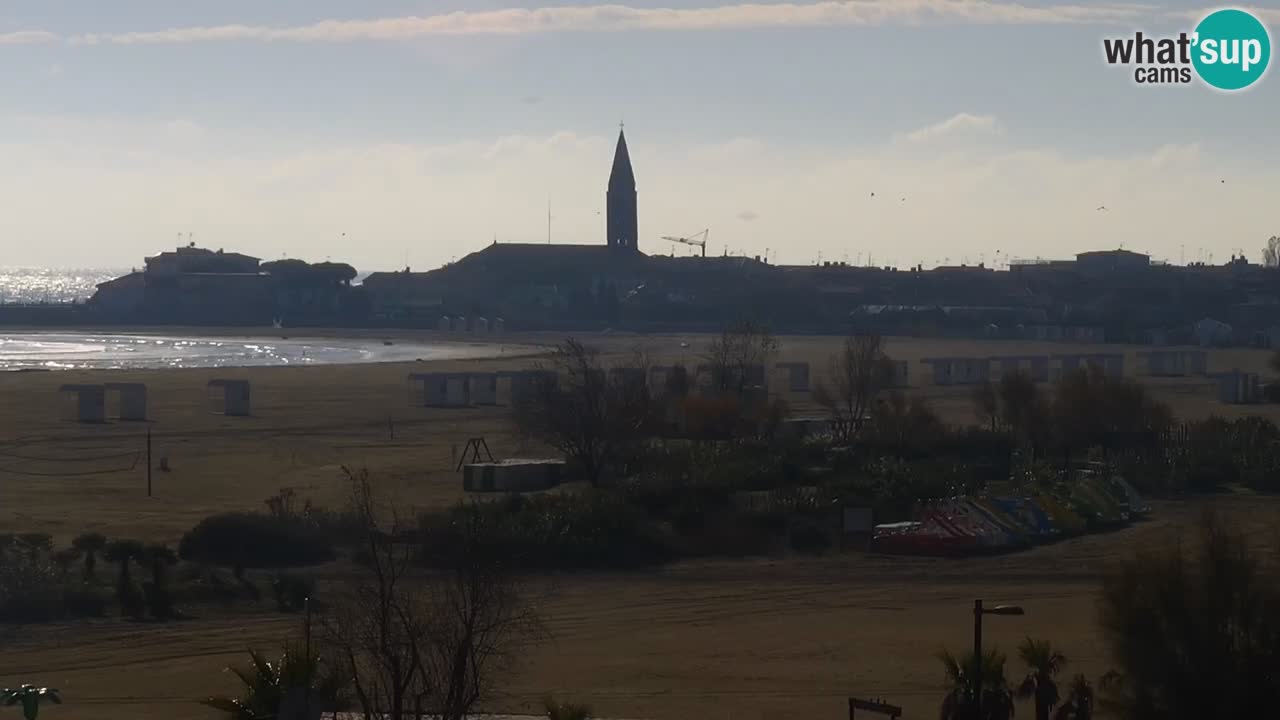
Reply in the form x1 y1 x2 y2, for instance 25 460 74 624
2 1 1277 271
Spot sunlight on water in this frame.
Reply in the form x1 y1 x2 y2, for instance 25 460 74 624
0 267 127 304
0 333 483 370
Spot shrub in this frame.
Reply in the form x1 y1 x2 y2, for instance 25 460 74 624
172 568 241 607
271 572 315 613
143 582 175 619
683 512 775 558
669 494 707 534
118 580 146 620
1099 513 1280 718
179 512 335 573
1264 383 1280 404
420 492 672 570
63 582 109 617
0 550 62 622
788 518 831 554
264 488 367 547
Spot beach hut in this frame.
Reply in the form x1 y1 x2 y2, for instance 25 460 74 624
105 382 148 421
208 379 251 416
470 373 499 405
59 384 107 423
774 362 811 392
408 372 475 407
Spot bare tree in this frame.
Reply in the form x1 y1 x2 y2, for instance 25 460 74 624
972 379 1001 432
513 338 652 488
865 390 944 450
813 334 894 441
999 371 1049 447
424 508 542 720
1264 235 1280 268
323 469 538 720
702 318 779 396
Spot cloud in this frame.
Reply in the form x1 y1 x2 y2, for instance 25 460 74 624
0 30 56 45
65 2 1155 45
3 116 1273 271
901 113 1002 143
1175 7 1280 25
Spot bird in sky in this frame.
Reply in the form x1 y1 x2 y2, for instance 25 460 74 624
1097 205 1108 211
870 192 875 198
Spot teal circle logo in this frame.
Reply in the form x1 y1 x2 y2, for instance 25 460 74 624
1192 8 1271 91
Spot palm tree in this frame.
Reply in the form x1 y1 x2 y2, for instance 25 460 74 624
142 544 177 588
545 696 592 720
142 544 179 619
938 648 1017 720
15 534 51 560
103 540 143 587
51 549 81 581
203 644 348 719
1 685 62 720
103 539 146 618
1017 637 1067 720
71 533 107 581
1054 676 1094 720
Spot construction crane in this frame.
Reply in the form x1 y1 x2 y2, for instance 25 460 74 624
661 228 710 257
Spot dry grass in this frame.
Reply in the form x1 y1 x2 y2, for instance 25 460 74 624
1 332 1277 719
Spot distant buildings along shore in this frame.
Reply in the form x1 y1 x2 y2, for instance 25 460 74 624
4 129 1279 346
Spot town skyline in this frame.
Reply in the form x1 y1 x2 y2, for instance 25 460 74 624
1 1 1276 270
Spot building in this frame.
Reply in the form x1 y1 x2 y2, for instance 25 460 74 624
144 244 261 275
1074 249 1151 274
607 126 639 253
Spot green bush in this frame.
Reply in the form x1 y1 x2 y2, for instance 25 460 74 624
179 512 335 572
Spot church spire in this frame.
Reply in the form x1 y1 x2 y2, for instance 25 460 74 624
606 125 639 253
609 125 635 190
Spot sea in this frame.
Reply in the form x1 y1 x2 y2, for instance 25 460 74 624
0 267 124 305
0 268 490 370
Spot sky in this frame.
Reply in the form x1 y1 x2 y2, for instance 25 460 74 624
1 1 1277 271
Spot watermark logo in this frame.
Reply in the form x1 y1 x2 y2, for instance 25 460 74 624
1103 7 1271 91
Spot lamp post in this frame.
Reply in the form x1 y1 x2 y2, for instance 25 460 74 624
972 600 1024 720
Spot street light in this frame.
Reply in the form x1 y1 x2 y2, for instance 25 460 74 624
973 600 1025 720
